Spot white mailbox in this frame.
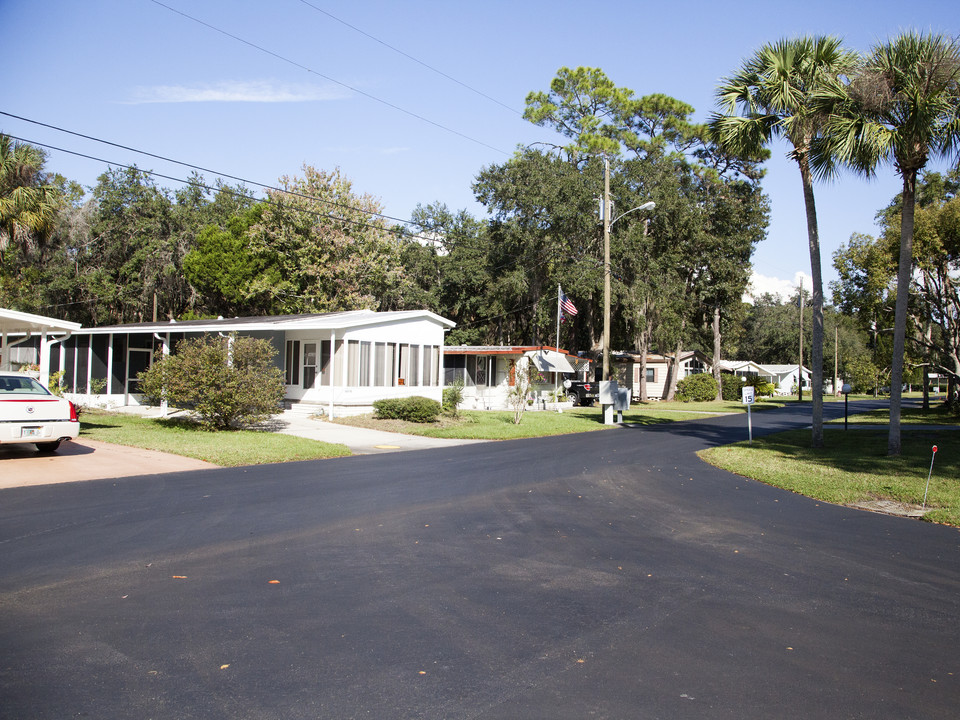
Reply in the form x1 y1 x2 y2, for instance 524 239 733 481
599 380 619 404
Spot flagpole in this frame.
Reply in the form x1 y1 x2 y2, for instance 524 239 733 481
556 284 561 352
556 284 562 398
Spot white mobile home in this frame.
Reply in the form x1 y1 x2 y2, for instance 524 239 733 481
38 310 455 418
442 345 582 410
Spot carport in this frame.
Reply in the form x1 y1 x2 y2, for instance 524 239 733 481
0 308 81 387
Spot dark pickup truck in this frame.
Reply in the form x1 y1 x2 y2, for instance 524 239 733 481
562 378 599 406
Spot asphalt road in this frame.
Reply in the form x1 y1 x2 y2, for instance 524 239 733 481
1 400 958 719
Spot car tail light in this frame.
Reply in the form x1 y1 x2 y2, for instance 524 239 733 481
69 401 79 422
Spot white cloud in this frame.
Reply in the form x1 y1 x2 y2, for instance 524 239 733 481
126 80 348 104
744 270 811 304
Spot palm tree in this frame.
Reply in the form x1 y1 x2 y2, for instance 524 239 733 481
711 37 860 448
816 32 960 455
0 134 58 265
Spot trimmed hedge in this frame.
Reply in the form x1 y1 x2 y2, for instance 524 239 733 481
373 396 442 423
675 373 719 402
720 373 744 401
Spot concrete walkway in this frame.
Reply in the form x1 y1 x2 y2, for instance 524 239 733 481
271 409 489 455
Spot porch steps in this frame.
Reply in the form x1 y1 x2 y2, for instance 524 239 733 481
285 401 327 417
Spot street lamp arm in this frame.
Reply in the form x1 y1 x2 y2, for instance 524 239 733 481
610 201 655 228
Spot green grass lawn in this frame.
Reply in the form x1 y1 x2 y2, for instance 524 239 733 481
80 410 350 466
699 428 960 527
829 404 960 426
333 402 745 440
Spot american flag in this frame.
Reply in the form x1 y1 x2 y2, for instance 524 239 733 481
560 288 578 318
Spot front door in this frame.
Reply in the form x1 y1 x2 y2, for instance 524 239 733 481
303 343 317 389
126 348 152 398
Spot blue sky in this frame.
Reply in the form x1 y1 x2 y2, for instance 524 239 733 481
3 0 957 301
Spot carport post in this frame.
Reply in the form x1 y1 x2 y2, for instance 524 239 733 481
154 333 171 415
329 330 336 420
38 331 50 387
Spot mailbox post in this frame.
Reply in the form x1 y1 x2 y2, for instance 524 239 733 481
842 383 852 430
600 380 618 425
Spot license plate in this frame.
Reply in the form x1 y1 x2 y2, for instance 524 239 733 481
21 427 41 438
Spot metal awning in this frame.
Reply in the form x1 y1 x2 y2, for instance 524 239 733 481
1 309 82 382
0 308 81 337
525 350 575 374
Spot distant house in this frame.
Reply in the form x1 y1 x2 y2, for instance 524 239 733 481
716 359 767 381
759 364 812 395
612 350 713 400
442 345 583 410
35 310 455 417
717 360 811 396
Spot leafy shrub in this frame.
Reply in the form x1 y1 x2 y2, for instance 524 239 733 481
675 373 719 402
507 360 537 424
48 370 65 396
373 396 441 423
442 380 464 416
138 334 285 430
720 373 744 401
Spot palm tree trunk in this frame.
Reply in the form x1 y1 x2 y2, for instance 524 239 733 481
799 159 825 448
888 171 917 456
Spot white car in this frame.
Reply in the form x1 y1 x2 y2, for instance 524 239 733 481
0 372 80 453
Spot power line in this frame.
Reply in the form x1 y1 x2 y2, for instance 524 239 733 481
3 112 598 281
16 132 595 342
3 122 595 326
3 119 574 286
5 133 418 241
295 0 521 116
0 110 419 229
148 0 509 156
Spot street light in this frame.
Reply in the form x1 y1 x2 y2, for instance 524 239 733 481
611 201 656 227
601 156 654 424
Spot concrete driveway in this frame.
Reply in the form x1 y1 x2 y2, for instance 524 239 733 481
0 439 217 489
